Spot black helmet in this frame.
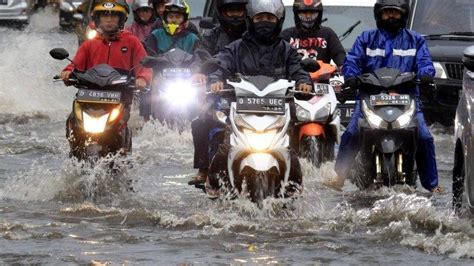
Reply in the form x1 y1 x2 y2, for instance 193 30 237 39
293 0 323 31
374 0 410 32
247 0 285 44
216 0 248 35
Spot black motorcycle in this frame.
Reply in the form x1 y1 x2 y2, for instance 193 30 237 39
348 68 420 189
50 48 143 161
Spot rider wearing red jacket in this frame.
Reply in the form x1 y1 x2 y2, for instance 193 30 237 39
61 0 152 88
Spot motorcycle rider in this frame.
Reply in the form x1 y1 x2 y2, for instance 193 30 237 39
149 0 199 35
324 0 443 193
280 0 345 69
145 0 199 56
189 0 249 186
126 0 158 42
205 0 313 198
61 0 152 89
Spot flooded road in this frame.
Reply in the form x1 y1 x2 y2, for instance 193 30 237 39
0 8 473 264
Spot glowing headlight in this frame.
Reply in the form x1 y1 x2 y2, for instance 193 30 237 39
234 114 254 130
433 62 447 79
162 81 196 106
108 106 121 122
83 112 109 133
393 101 416 129
244 129 278 152
60 2 74 12
362 101 387 129
87 28 97 40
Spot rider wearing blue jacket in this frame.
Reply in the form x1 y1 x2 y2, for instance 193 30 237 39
325 0 442 192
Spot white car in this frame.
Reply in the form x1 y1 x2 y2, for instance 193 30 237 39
0 0 34 24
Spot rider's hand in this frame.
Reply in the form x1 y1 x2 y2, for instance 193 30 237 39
192 74 207 85
211 81 224 92
61 70 73 86
297 83 313 93
136 78 147 90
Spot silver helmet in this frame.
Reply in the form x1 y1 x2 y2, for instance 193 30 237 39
247 0 285 21
132 0 154 11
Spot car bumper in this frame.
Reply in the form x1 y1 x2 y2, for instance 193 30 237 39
0 4 29 21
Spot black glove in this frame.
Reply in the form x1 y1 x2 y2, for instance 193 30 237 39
343 76 361 89
419 75 433 86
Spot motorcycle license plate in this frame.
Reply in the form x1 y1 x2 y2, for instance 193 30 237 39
369 94 410 106
162 68 191 77
314 83 330 95
236 97 285 115
76 89 121 104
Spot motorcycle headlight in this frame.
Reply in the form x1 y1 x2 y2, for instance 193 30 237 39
296 105 311 121
244 129 278 152
265 116 286 131
433 62 447 79
74 102 82 121
362 101 387 129
315 102 331 121
162 80 196 107
86 28 97 40
393 101 416 129
108 106 122 122
234 114 255 131
83 112 109 134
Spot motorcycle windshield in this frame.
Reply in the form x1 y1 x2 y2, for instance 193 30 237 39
75 64 129 88
232 76 294 98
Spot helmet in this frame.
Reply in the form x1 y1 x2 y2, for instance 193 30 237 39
216 0 248 36
132 0 155 24
91 0 130 34
162 0 190 35
293 0 323 31
374 0 410 32
150 0 169 16
247 0 285 43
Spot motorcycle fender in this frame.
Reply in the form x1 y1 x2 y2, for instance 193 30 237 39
379 135 400 154
240 153 280 173
299 123 325 140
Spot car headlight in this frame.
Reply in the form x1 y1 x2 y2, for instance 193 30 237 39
433 62 448 79
393 101 416 129
244 129 278 152
86 28 97 40
362 101 387 129
83 112 109 134
162 81 196 106
296 105 311 121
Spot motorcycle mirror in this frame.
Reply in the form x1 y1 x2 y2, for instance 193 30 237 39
301 59 320 73
200 59 220 75
199 17 215 30
140 56 160 68
463 46 474 72
49 48 70 60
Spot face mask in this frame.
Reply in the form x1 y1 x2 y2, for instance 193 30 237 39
380 18 404 33
253 21 277 44
298 12 319 30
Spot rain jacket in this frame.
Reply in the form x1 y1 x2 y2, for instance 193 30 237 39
63 30 153 85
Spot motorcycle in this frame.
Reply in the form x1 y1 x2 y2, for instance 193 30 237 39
346 68 419 189
294 61 342 167
50 48 143 162
148 48 202 130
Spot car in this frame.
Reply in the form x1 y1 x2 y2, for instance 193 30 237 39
408 0 474 126
58 0 85 30
452 46 474 213
0 0 35 26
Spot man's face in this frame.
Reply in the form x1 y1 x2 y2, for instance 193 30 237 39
298 10 318 20
381 8 402 20
166 12 184 24
252 13 278 23
137 8 153 22
156 2 167 17
99 12 120 31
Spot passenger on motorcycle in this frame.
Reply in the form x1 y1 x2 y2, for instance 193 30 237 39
60 0 152 90
189 0 249 187
126 0 158 42
325 0 443 193
280 0 345 70
205 0 313 198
